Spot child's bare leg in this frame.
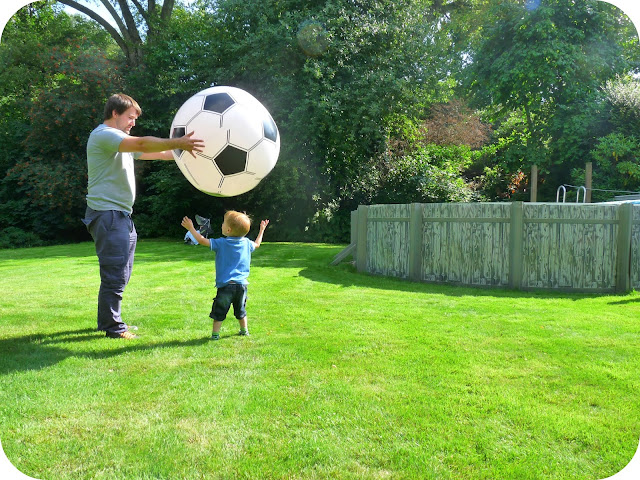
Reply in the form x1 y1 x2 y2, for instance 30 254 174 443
238 317 249 335
211 320 223 340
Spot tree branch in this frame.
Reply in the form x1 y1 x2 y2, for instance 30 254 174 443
56 0 129 56
116 0 143 44
160 0 174 22
97 0 128 37
130 0 151 24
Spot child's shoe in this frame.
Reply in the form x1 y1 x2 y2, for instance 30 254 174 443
238 329 250 336
211 333 220 340
106 330 138 339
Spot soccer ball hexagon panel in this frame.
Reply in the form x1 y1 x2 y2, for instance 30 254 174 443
170 86 280 197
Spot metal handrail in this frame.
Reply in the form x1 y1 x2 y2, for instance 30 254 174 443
557 185 587 203
556 185 567 203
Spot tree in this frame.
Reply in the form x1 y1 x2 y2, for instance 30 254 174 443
207 0 464 237
571 75 640 201
0 2 122 245
56 0 176 66
419 99 491 149
586 132 640 201
467 0 634 199
602 75 640 136
126 0 459 241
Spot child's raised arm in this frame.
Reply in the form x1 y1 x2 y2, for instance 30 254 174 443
181 216 211 247
253 219 269 248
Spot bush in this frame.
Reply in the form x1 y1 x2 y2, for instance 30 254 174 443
374 144 477 204
587 133 640 201
0 227 44 249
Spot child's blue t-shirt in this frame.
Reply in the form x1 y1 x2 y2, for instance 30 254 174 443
209 237 256 288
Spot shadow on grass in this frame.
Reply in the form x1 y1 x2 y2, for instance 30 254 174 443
607 297 640 305
295 258 632 302
0 328 210 376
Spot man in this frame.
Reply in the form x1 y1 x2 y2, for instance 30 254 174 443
82 93 204 339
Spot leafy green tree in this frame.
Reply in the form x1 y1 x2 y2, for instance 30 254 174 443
467 0 634 200
199 0 463 239
125 0 458 241
602 75 640 136
568 76 640 201
0 1 112 169
581 133 640 201
0 2 122 245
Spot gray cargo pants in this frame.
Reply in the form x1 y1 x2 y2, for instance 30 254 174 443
83 207 137 334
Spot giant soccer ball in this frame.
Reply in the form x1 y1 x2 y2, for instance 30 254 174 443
170 86 280 197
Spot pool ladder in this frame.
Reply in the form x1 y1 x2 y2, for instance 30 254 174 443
556 185 586 203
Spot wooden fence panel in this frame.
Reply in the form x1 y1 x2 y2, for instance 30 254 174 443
632 206 640 289
421 203 510 286
366 204 411 278
521 204 618 291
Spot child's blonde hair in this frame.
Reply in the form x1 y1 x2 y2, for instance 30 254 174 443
224 210 251 237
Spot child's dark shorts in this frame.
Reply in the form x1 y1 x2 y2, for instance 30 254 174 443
210 283 248 321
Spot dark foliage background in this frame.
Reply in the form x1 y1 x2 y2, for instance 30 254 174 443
1 0 638 247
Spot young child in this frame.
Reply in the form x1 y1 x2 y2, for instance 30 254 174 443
181 211 269 340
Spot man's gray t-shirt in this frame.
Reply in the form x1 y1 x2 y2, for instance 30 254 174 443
86 124 142 213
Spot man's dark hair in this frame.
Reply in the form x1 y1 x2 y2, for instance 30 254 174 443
104 93 142 120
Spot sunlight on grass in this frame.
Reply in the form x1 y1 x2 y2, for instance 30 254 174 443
1 240 639 479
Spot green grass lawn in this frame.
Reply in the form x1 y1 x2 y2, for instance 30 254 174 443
1 239 639 480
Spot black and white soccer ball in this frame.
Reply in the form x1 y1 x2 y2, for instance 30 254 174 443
170 86 280 197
